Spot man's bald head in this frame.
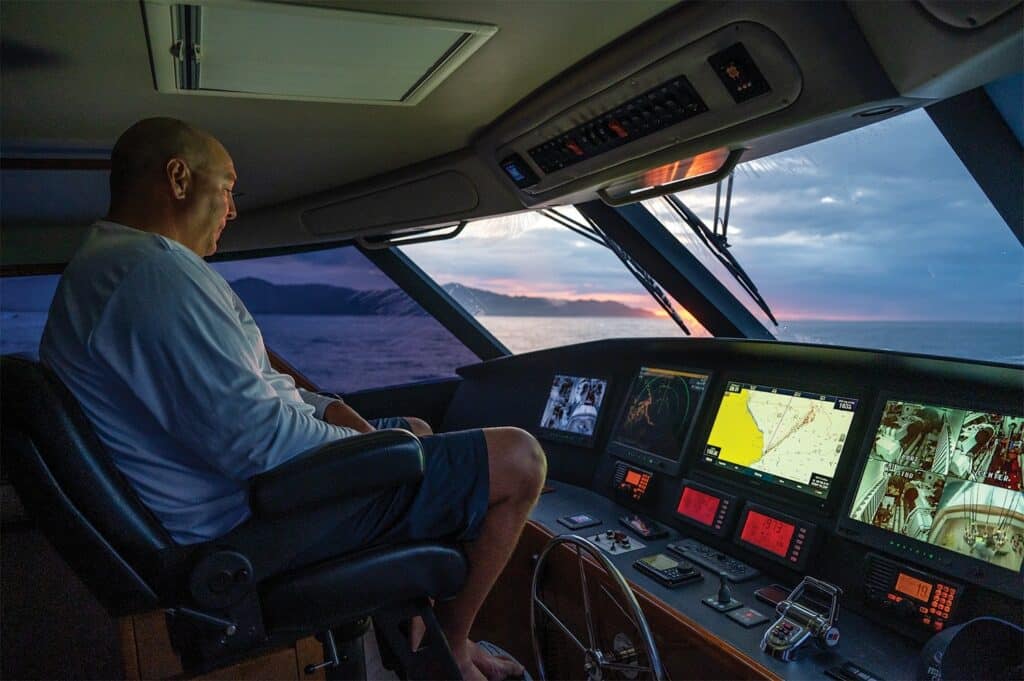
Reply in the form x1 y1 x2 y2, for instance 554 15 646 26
109 117 218 200
106 117 238 256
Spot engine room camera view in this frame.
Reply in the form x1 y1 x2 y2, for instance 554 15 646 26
849 401 1024 573
539 374 608 440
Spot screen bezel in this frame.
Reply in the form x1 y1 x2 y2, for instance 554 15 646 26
693 374 867 512
536 373 611 448
606 365 713 476
836 391 1024 598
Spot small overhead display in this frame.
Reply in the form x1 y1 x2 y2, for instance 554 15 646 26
538 374 608 446
848 400 1024 574
607 367 710 474
703 382 858 498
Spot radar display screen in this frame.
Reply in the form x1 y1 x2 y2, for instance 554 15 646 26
608 367 709 468
538 374 608 445
703 382 858 498
848 400 1024 574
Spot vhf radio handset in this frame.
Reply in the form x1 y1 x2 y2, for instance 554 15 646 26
760 576 842 661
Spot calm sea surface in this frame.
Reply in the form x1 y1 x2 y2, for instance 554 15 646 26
3 312 1020 392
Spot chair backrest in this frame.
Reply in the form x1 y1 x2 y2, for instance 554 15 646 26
1 355 174 615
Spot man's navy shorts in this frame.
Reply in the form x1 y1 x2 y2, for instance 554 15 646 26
281 422 490 569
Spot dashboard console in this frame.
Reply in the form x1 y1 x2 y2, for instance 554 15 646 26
442 338 1022 673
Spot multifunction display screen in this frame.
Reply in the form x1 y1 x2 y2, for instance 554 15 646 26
608 367 709 467
849 400 1024 573
539 374 608 445
703 382 858 498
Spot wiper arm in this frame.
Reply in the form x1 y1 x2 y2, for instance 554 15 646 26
541 208 691 335
664 189 778 325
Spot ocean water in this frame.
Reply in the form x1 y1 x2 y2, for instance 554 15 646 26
3 313 1020 393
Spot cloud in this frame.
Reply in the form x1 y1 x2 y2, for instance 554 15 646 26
218 109 1020 327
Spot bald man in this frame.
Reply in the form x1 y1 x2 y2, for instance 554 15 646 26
41 118 545 681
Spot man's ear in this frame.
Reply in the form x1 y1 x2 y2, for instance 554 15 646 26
166 158 191 200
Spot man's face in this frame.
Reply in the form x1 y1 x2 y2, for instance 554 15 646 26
185 140 237 257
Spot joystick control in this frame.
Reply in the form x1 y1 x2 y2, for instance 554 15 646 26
703 572 742 612
717 574 733 605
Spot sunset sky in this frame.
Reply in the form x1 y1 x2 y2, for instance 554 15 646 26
216 108 1021 324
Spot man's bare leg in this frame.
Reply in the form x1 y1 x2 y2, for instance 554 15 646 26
434 427 547 680
403 417 433 437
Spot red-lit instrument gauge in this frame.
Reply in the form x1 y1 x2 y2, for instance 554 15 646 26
674 480 737 536
735 503 817 569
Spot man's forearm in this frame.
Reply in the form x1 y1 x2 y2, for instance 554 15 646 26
324 400 375 433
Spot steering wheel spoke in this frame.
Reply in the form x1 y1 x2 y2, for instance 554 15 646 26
532 596 588 653
530 534 666 680
577 542 599 650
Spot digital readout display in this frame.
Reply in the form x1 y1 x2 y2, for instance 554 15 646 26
640 554 679 571
740 510 795 557
895 573 933 602
625 470 644 486
676 487 720 526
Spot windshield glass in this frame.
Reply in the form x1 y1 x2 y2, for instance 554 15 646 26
400 206 709 354
650 107 1023 365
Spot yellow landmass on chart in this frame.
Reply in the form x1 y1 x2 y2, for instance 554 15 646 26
708 390 764 466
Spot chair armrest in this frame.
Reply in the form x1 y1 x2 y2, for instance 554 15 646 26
250 429 424 519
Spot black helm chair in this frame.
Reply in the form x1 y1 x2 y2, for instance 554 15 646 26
1 355 466 679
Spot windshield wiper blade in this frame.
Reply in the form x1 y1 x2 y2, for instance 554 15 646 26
541 208 691 335
664 192 778 325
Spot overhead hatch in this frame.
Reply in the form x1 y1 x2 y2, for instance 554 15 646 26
141 0 496 105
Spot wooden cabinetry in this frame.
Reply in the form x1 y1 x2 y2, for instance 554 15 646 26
118 611 325 680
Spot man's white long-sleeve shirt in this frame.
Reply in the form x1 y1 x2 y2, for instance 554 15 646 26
40 221 357 544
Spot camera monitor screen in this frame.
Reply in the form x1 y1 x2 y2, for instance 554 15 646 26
538 375 608 445
607 367 709 472
848 400 1024 574
703 382 858 498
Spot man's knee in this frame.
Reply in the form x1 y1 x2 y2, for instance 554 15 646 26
484 427 547 500
404 416 433 436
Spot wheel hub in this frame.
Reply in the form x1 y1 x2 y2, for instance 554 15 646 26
583 649 606 681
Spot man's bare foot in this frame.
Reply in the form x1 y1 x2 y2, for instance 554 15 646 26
470 641 524 681
450 642 489 681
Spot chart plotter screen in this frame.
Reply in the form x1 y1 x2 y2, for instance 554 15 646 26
703 382 858 498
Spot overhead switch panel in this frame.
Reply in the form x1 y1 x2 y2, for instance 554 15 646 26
484 22 802 198
527 76 708 174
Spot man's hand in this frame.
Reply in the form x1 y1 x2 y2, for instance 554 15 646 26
324 400 375 433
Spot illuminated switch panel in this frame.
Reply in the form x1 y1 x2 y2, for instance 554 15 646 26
527 76 707 174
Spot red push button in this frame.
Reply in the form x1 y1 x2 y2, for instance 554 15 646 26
607 120 629 138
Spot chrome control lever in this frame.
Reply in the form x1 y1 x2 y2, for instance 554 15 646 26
760 576 842 662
